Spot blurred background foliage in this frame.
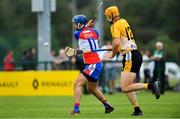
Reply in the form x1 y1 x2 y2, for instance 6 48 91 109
0 0 179 63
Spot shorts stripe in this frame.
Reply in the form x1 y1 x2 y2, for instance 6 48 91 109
124 60 132 72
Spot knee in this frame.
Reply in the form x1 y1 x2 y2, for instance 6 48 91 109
120 85 128 93
87 87 96 94
74 78 82 87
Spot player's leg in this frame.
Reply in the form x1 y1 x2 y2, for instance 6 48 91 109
83 62 114 113
151 69 161 95
121 72 160 99
87 81 114 113
120 50 160 116
71 73 87 115
121 72 150 92
87 82 106 103
122 50 160 98
121 72 160 116
120 71 143 116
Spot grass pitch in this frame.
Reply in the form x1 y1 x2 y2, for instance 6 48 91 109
0 91 180 118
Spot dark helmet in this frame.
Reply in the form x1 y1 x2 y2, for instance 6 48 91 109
72 15 87 29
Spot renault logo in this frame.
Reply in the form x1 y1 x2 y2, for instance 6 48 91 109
32 79 39 90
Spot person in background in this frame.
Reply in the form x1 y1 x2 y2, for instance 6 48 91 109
22 50 30 70
151 41 166 94
56 49 69 70
28 48 37 70
3 50 15 71
21 48 37 70
142 49 152 83
49 49 58 70
98 41 118 94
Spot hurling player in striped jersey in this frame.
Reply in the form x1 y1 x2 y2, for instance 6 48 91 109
70 15 114 115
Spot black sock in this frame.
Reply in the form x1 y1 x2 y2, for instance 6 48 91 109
147 83 153 89
134 106 142 112
103 101 111 108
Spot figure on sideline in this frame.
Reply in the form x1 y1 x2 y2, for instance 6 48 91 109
98 41 118 94
70 15 114 115
3 50 15 71
151 41 166 94
142 49 152 83
104 6 160 116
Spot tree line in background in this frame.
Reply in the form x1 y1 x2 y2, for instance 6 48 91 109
0 0 179 64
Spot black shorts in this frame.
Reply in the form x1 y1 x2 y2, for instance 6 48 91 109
122 50 142 73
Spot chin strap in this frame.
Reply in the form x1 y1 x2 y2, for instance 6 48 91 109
109 15 120 24
78 23 85 29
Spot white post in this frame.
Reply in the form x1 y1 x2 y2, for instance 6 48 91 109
37 0 51 70
32 0 56 70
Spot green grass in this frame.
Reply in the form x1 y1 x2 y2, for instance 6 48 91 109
0 91 180 118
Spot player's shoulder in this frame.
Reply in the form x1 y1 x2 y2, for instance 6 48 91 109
116 18 130 30
81 27 97 33
112 18 127 28
74 30 80 36
92 28 98 33
74 30 82 39
119 18 129 25
119 18 128 22
88 28 99 37
74 30 79 34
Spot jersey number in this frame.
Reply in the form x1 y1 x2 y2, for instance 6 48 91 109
125 27 134 40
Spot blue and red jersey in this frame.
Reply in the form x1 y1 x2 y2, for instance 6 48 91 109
74 27 101 64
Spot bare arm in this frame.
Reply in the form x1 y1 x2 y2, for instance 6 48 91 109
112 37 120 58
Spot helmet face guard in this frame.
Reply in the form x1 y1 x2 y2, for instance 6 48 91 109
72 22 84 30
106 15 113 24
72 15 87 30
106 15 112 22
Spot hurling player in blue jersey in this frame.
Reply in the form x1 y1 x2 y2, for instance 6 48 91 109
70 15 114 115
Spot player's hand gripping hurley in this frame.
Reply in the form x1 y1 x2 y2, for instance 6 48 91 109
87 1 103 27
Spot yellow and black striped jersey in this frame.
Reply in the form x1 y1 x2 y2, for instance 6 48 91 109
110 18 137 51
